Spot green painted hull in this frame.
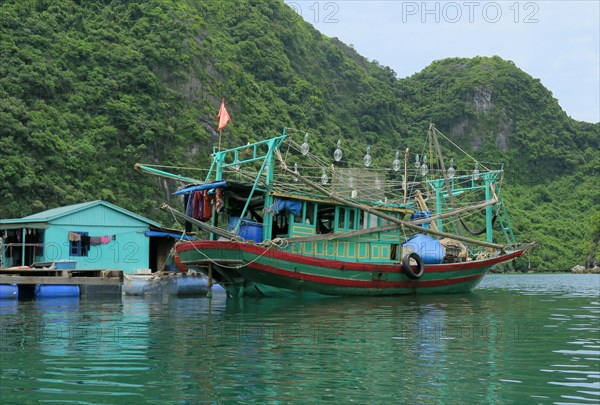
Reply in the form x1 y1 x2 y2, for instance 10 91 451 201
177 241 523 297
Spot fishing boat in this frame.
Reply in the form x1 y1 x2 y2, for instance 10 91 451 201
136 124 524 297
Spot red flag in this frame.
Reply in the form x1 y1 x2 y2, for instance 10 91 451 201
217 99 230 131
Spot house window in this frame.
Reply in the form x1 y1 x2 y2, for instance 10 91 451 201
69 231 89 257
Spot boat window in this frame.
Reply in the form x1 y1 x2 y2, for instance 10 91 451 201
293 208 302 224
273 214 289 236
337 207 346 229
348 209 356 229
364 213 378 229
334 207 359 230
304 202 315 225
378 217 390 227
316 204 335 234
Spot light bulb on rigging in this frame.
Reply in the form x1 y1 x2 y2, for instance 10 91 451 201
364 146 372 167
321 167 329 185
473 163 480 181
447 158 455 179
300 133 310 156
392 151 401 172
333 139 343 162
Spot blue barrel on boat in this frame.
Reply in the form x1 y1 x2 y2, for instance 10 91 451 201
402 234 445 264
228 217 263 242
0 284 18 299
411 211 431 228
35 285 80 298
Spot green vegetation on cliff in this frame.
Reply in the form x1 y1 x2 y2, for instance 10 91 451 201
1 0 598 270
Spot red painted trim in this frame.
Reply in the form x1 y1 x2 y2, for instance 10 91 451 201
249 261 485 289
177 241 523 273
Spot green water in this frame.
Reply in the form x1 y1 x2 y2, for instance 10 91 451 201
1 274 599 404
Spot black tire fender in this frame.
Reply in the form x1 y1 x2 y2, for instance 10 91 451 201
402 252 425 280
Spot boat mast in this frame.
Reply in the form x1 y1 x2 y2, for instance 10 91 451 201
429 124 463 236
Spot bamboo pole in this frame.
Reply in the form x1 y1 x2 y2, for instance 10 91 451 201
134 163 202 183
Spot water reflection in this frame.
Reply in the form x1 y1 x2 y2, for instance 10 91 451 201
0 276 598 403
480 273 600 298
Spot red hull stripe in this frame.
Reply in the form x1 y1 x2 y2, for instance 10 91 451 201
249 261 485 289
177 241 523 273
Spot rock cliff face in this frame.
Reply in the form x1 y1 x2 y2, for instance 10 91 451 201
585 212 600 270
586 240 599 270
473 86 493 113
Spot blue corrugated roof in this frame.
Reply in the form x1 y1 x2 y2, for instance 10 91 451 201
145 230 195 241
0 200 160 227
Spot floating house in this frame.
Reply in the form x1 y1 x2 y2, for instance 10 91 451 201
0 200 189 274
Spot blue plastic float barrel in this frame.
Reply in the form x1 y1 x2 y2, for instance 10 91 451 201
177 275 209 295
402 234 445 264
0 284 18 299
228 217 263 242
410 211 431 228
35 285 80 298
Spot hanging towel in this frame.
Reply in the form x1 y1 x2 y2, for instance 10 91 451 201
185 193 194 217
201 190 213 221
90 237 102 246
215 188 224 213
194 190 203 220
68 232 81 242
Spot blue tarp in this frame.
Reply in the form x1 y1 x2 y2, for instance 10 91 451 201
174 181 227 195
402 234 445 264
273 199 302 215
145 230 196 241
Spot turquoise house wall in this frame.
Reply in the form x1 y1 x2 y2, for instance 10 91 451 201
42 205 151 274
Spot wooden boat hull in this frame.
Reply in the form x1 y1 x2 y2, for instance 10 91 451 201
177 241 523 297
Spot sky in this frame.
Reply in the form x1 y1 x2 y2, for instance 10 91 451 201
287 0 600 123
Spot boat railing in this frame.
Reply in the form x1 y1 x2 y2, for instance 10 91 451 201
206 133 288 182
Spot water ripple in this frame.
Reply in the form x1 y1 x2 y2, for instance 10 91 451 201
1 275 599 403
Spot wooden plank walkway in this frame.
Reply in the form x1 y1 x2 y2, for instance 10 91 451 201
0 268 123 286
